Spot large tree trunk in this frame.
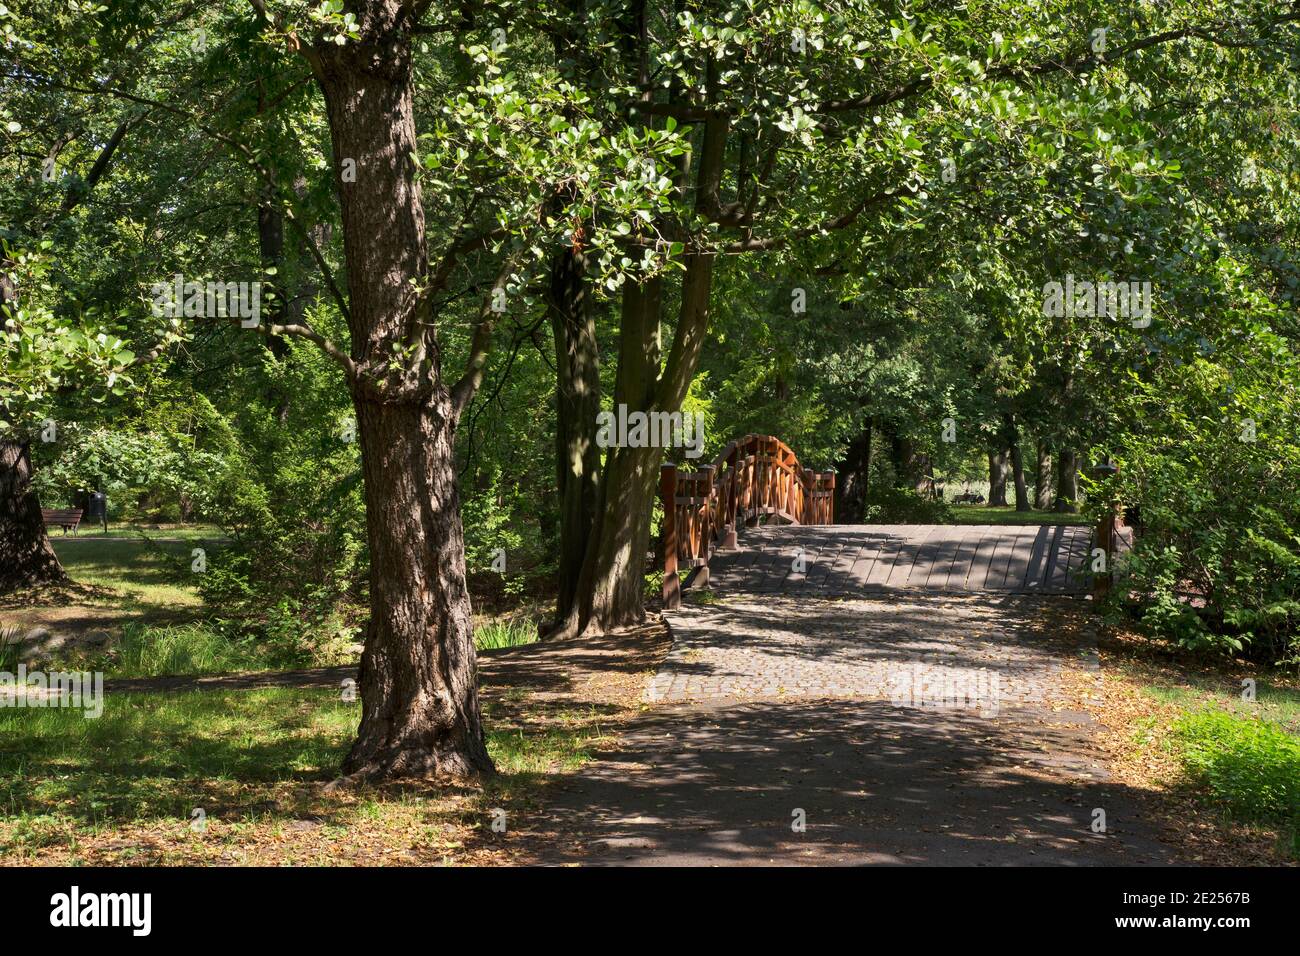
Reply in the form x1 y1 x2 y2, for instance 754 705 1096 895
345 394 491 780
1034 442 1053 510
311 5 491 781
1053 449 1080 513
549 246 601 621
0 440 66 593
988 449 1009 506
1009 442 1030 512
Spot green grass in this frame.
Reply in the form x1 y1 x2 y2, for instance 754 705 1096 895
1142 678 1300 735
0 690 355 829
73 523 228 542
112 622 265 677
946 505 1090 526
50 537 206 607
1171 710 1300 854
474 616 539 651
0 687 605 854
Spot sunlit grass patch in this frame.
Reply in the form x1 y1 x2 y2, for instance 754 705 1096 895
1142 678 1300 735
1170 709 1300 857
50 537 204 608
0 686 606 864
1171 710 1300 821
947 506 1089 526
112 622 266 677
474 615 539 651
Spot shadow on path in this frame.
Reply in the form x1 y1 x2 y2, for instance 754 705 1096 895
521 697 1172 866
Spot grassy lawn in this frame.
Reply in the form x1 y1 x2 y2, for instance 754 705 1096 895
947 505 1090 526
1142 678 1300 856
1080 624 1300 863
1143 678 1300 735
0 687 608 865
2 535 538 679
49 536 207 608
67 522 229 541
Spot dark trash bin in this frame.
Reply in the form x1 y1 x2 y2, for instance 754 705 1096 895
80 488 108 532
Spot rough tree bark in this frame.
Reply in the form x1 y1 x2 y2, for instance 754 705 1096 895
549 246 601 620
0 439 66 593
988 449 1009 506
554 276 664 638
306 1 491 781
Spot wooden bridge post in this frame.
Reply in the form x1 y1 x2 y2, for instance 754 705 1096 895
659 463 680 609
696 464 715 588
720 444 738 550
802 468 814 523
1090 462 1120 601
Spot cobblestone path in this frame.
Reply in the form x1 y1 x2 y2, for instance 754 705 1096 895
524 584 1174 866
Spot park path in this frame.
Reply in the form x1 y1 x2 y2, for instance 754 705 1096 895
521 526 1173 865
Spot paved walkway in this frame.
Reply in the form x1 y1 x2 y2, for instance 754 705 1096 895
529 588 1174 866
704 524 1094 595
649 595 1071 706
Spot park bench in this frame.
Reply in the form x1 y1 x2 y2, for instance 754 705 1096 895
41 508 84 535
952 492 985 504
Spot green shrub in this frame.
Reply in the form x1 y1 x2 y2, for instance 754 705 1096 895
862 484 953 524
1110 353 1300 666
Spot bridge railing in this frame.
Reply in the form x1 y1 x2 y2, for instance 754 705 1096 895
659 434 834 609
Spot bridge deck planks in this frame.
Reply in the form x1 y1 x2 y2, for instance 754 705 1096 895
700 523 1092 597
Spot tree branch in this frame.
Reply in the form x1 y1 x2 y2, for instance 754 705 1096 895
450 250 526 418
818 15 1300 114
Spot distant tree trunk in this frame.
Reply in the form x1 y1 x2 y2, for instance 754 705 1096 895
988 449 1009 506
893 435 930 495
836 423 872 523
1009 442 1030 511
914 452 932 497
1034 442 1053 510
1053 449 1080 513
0 440 66 593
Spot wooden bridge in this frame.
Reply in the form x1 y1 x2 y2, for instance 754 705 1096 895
658 434 1104 607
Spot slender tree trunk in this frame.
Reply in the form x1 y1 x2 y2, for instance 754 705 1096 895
1010 442 1030 512
310 5 491 781
988 450 1009 506
549 246 601 621
0 440 66 593
1053 449 1080 513
555 276 663 637
554 35 727 637
1034 442 1053 510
